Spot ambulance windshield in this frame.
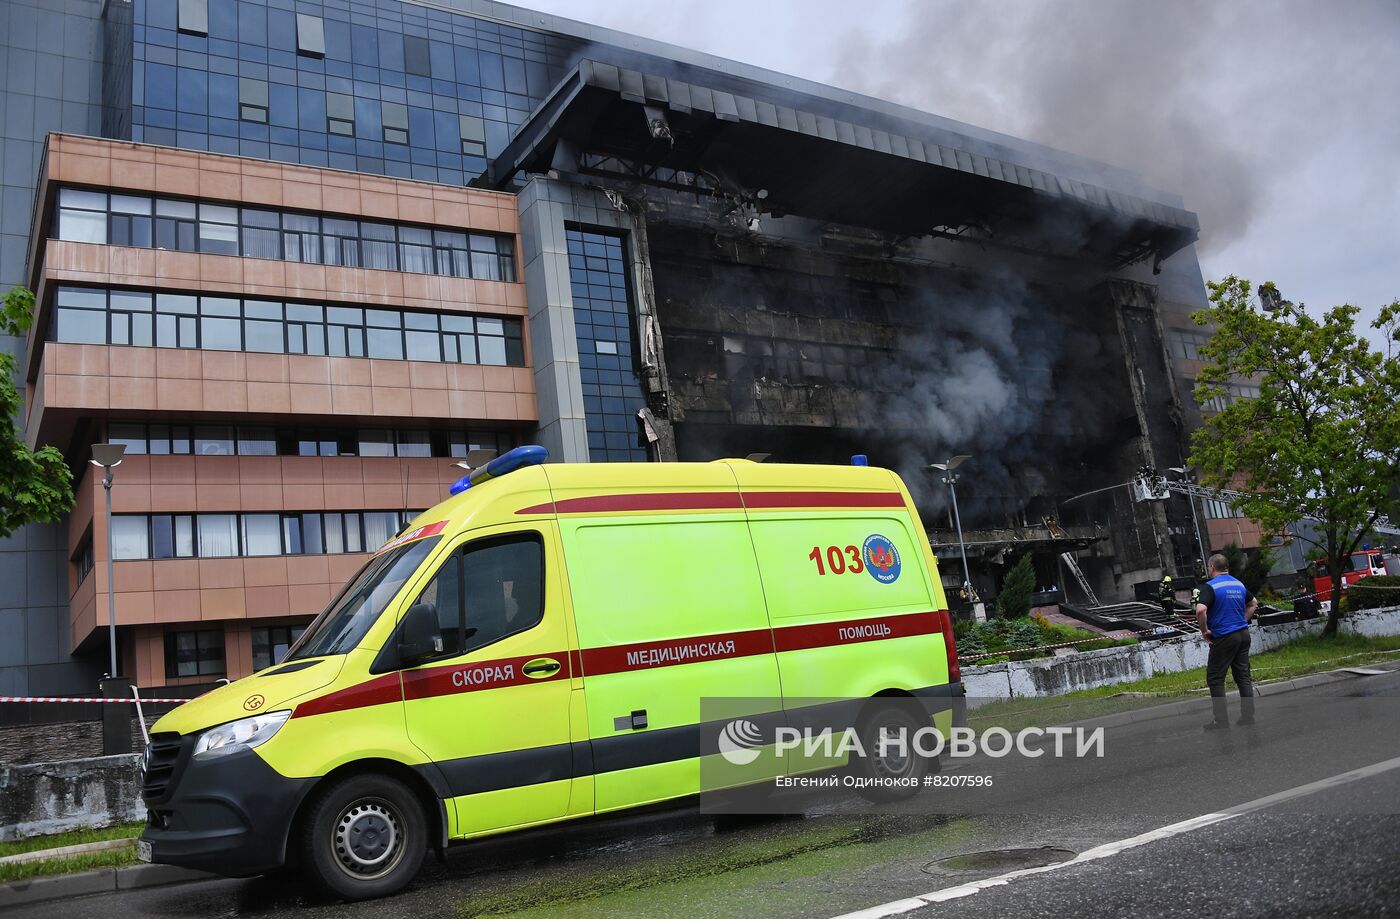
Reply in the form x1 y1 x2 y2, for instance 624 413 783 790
285 538 441 660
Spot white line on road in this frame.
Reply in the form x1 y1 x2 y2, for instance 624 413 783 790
831 753 1400 919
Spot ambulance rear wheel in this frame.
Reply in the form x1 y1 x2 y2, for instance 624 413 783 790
301 773 427 900
852 701 931 803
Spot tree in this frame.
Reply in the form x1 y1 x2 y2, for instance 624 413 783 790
1 287 74 538
1218 541 1276 598
1189 277 1400 636
996 554 1036 619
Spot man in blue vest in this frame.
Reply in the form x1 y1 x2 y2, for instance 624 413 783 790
1194 553 1258 728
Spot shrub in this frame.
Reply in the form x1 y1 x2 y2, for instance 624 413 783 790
1348 575 1400 611
996 555 1036 620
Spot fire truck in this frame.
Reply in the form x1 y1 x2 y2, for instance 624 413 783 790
1310 549 1388 604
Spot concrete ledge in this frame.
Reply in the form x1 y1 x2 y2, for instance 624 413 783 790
963 604 1400 701
0 836 133 866
0 863 210 908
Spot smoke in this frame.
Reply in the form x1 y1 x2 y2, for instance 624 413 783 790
827 0 1400 254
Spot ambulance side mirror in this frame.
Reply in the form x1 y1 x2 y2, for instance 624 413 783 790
397 602 443 668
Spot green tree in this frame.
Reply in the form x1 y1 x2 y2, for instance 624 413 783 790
1 287 74 537
1189 277 1400 636
996 554 1036 620
1219 541 1277 598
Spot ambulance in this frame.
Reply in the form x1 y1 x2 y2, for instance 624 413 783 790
138 447 962 899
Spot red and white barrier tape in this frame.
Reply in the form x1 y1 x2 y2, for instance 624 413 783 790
0 695 190 704
958 627 1164 663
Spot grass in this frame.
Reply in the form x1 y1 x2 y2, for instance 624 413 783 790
0 847 140 884
955 615 1138 665
0 822 144 885
966 631 1400 733
0 822 143 859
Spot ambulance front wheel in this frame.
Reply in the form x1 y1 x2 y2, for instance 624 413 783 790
852 701 932 803
300 773 428 900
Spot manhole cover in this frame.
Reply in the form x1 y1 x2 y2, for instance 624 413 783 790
922 846 1076 874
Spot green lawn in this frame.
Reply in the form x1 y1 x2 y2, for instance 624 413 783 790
0 822 144 884
968 631 1400 732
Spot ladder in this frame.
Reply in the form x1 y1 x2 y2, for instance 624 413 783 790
1059 552 1101 607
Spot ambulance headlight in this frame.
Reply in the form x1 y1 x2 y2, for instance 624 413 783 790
192 710 291 760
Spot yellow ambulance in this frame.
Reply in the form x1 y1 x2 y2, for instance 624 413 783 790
138 447 961 898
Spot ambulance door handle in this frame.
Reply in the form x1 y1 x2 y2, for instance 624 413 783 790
523 660 561 676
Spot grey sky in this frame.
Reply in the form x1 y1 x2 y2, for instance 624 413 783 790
516 0 1400 332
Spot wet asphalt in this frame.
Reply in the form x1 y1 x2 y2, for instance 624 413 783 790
17 669 1400 918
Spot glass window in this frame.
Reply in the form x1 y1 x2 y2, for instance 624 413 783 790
282 213 321 263
109 195 153 248
381 102 409 145
155 199 198 251
285 538 440 660
58 189 107 244
194 425 235 455
415 548 465 657
237 425 277 455
165 629 226 678
403 36 431 78
396 430 431 457
109 423 147 455
434 231 470 278
241 514 283 556
327 92 355 136
243 300 283 353
296 13 325 56
363 512 399 550
253 625 306 671
150 515 194 559
112 516 150 560
462 536 544 652
240 209 281 259
459 115 486 158
177 0 208 35
198 204 239 256
55 306 108 344
398 226 433 274
322 218 360 268
198 514 239 557
360 222 398 271
239 77 269 123
358 429 394 457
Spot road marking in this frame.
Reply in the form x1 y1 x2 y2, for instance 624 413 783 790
831 753 1400 919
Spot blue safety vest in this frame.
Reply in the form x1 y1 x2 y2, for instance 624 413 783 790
1205 574 1250 638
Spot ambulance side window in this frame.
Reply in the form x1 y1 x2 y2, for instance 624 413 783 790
462 534 544 653
414 549 466 657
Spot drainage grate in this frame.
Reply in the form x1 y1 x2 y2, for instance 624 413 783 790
922 846 1076 875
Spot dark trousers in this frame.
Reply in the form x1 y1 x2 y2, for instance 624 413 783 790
1207 628 1255 724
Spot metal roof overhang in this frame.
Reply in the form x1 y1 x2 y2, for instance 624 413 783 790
482 60 1200 265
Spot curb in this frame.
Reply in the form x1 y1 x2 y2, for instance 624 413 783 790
0 862 211 909
0 837 134 867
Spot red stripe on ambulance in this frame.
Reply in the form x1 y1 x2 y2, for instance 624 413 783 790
773 611 940 652
580 628 774 676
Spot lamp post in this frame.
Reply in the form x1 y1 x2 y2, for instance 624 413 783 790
89 443 126 678
929 455 982 621
90 443 128 756
1168 466 1208 576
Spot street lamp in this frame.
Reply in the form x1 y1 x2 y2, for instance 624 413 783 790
1168 466 1208 575
89 443 126 679
929 455 980 620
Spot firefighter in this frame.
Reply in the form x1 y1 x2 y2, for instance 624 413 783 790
1159 574 1176 620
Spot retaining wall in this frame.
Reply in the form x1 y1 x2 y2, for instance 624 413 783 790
0 754 143 841
963 604 1400 701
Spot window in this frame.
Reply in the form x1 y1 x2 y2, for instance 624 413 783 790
177 0 208 35
381 102 409 145
57 189 107 244
240 209 281 259
193 424 234 455
418 549 466 655
242 514 283 556
198 204 239 256
109 195 153 248
199 296 241 350
365 309 404 359
362 512 400 549
322 218 360 268
111 516 149 560
239 78 269 123
470 233 515 282
156 293 199 348
398 226 434 275
102 423 511 460
434 231 471 278
459 116 486 157
253 625 306 671
150 514 195 559
154 199 197 251
295 13 325 57
243 301 284 353
109 422 147 455
109 290 153 347
326 93 355 137
282 214 321 263
75 535 94 584
198 514 239 557
404 36 431 77
360 224 399 272
462 536 544 652
236 425 277 455
165 629 225 678
404 312 441 362
53 287 107 344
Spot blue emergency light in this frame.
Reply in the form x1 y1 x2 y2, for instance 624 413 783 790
851 454 869 466
449 444 549 495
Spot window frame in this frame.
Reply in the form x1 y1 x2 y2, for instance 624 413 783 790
164 628 226 679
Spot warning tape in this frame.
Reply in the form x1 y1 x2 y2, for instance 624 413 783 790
957 627 1165 663
0 696 190 704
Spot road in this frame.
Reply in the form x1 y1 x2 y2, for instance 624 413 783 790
23 667 1400 919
